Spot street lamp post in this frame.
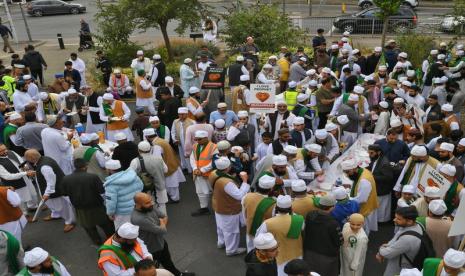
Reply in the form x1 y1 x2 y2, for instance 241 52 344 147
3 0 18 43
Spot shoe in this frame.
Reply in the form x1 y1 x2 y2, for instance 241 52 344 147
191 208 210 217
226 247 246 256
180 272 195 276
63 224 75 233
43 215 60 221
217 243 225 249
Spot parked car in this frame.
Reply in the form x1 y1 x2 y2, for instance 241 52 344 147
333 7 417 34
441 15 465 32
26 0 85 16
358 0 419 9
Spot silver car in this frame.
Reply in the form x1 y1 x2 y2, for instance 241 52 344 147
358 0 419 9
441 15 465 32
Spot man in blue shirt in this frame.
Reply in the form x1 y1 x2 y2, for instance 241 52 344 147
374 128 410 164
209 102 238 128
330 186 360 228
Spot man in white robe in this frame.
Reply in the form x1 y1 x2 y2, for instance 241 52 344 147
23 75 39 101
99 93 133 142
40 115 74 175
130 50 152 81
180 58 198 98
0 187 28 242
12 85 34 113
171 107 193 173
69 53 86 87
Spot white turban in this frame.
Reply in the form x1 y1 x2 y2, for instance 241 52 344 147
217 102 227 108
443 248 465 268
237 110 248 118
291 180 307 192
441 103 453 112
138 141 151 152
178 107 188 114
153 54 161 60
374 46 382 52
402 185 415 194
136 50 143 55
254 233 277 250
142 128 155 137
103 93 114 100
399 52 408 58
79 134 91 144
117 222 139 239
428 199 447 216
322 67 332 74
337 115 349 125
283 145 298 155
297 93 309 103
411 145 427 157
114 132 127 141
430 49 438 55
399 268 422 276
217 140 230 151
105 160 121 170
309 80 318 87
439 164 456 177
325 123 337 132
288 81 297 88
67 88 77 94
439 142 454 152
89 133 99 141
272 155 288 166
306 69 316 76
236 55 245 62
214 119 225 129
293 116 305 125
231 146 243 153
379 101 389 109
184 58 192 64
401 80 412 87
341 159 357 170
437 54 446 60
348 94 359 102
390 118 402 128
165 76 174 83
24 247 49 267
406 70 415 77
189 87 200 94
331 44 339 50
8 112 22 121
459 138 465 147
425 186 441 198
263 64 272 70
304 143 321 154
215 157 231 170
39 92 49 100
195 130 208 138
315 129 328 140
332 186 348 200
149 116 160 123
393 97 405 104
276 195 292 208
258 175 275 189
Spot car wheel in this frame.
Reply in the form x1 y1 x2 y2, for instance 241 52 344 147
361 2 372 9
33 9 42 17
70 7 79 14
342 23 355 34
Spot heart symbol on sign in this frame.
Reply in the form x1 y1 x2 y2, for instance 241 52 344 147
256 92 270 102
427 178 439 188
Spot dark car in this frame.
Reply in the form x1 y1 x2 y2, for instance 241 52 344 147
26 0 85 16
333 7 417 34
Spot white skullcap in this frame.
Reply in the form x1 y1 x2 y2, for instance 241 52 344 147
272 155 288 166
231 146 244 153
315 129 328 140
8 112 21 121
165 76 174 83
113 68 121 74
106 87 113 92
440 76 448 83
138 141 151 152
457 50 464 56
399 52 408 58
291 179 307 192
325 123 338 132
89 133 99 141
352 49 360 55
305 143 322 154
214 119 225 129
254 233 277 250
276 100 287 106
39 92 49 100
341 158 357 170
238 110 248 118
428 199 447 216
402 185 415 193
353 85 364 94
240 75 250 81
136 50 143 55
142 128 155 137
459 138 465 147
153 54 161 60
189 87 200 94
331 44 339 50
309 80 318 87
105 159 121 170
379 101 389 109
348 94 359 102
441 103 453 112
430 49 438 55
378 65 388 71
149 116 160 123
217 140 230 151
337 115 349 125
457 44 464 50
258 175 275 189
374 46 382 52
288 81 297 88
341 37 349 42
178 107 188 114
364 75 374 82
284 145 298 155
411 145 427 157
395 62 405 69
293 116 305 125
443 248 465 268
67 88 77 94
343 31 350 36
437 54 446 60
439 163 456 176
433 77 442 84
263 64 272 70
14 64 25 69
322 67 332 74
215 157 231 170
103 93 114 100
195 130 208 138
46 115 58 126
217 102 227 108
117 222 139 239
406 70 415 77
402 80 412 87
184 58 192 64
332 186 348 200
276 195 292 208
393 97 405 104
236 55 245 62
439 142 455 152
79 134 91 144
23 74 31 80
299 57 307 62
425 186 441 198
440 42 447 47
24 247 49 267
297 93 309 102
306 69 316 76
390 118 402 128
341 49 349 54
399 268 422 276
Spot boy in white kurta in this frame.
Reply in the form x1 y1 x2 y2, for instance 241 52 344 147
341 213 368 276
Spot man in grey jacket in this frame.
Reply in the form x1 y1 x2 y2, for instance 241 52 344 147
289 58 307 82
337 94 361 141
376 206 422 276
131 192 195 276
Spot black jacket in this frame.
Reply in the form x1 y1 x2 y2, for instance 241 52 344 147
154 62 166 87
23 51 47 71
61 171 105 209
271 139 295 155
245 249 278 276
112 141 139 170
365 54 381 75
290 129 312 148
0 25 12 38
304 210 342 257
369 155 394 196
156 85 183 101
158 97 182 130
228 62 244 87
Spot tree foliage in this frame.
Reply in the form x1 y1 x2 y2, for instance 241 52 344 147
453 0 465 35
222 2 304 53
396 33 436 68
373 0 402 48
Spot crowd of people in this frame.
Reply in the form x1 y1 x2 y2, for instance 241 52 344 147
0 24 465 276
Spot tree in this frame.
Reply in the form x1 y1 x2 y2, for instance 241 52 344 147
121 0 210 61
222 2 304 52
373 0 402 48
453 0 465 34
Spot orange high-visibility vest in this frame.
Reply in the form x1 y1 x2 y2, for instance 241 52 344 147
107 100 129 131
98 236 144 275
193 142 217 177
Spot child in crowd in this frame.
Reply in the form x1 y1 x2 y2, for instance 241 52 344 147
212 118 228 143
256 132 273 162
341 213 368 276
397 185 415 208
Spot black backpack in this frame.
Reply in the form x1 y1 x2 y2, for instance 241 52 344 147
397 224 436 270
